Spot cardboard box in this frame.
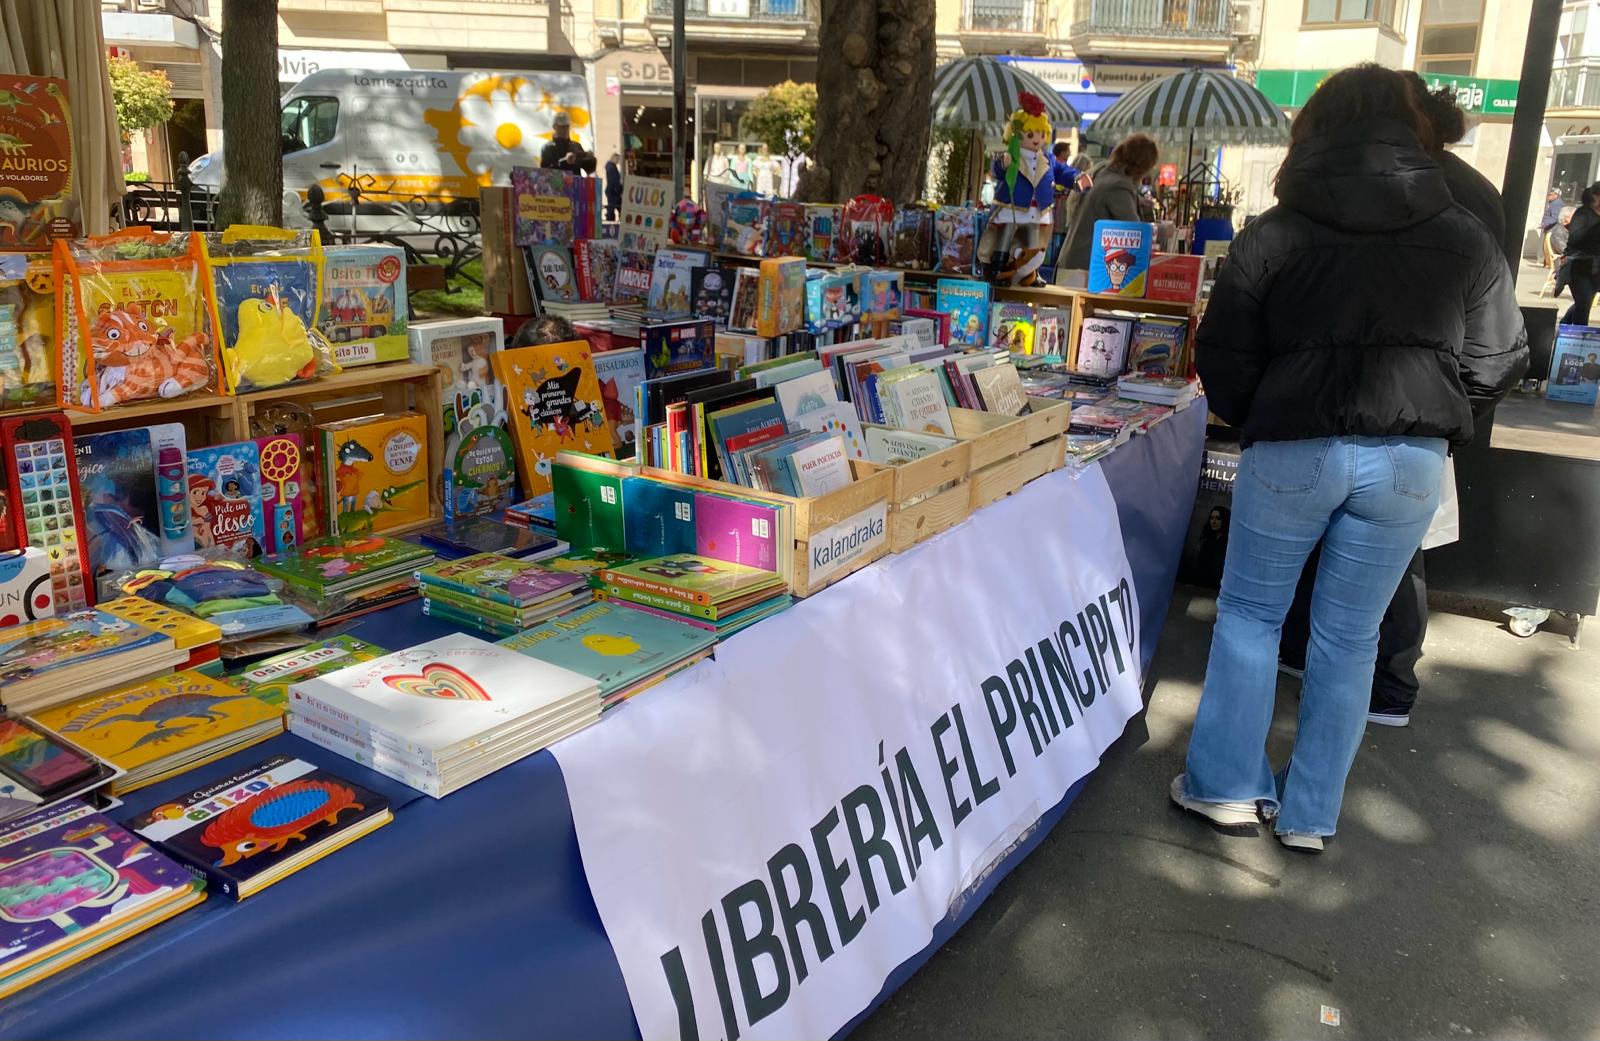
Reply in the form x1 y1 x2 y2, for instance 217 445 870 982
481 186 535 316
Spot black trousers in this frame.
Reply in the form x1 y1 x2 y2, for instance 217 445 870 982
1281 544 1428 715
1563 267 1597 326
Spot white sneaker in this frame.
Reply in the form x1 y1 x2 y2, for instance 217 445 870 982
1168 775 1261 835
1276 832 1325 854
1367 711 1410 727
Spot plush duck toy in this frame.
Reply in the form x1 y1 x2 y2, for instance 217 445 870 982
227 285 320 392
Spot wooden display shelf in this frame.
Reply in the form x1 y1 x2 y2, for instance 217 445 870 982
856 433 972 553
949 395 1071 509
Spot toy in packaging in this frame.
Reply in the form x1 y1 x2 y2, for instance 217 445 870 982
935 206 983 275
319 244 407 367
804 204 840 263
0 75 77 248
1087 220 1153 296
318 412 430 535
838 195 894 266
889 207 934 270
185 440 265 556
805 271 856 333
722 192 767 256
0 548 54 625
146 422 193 556
0 254 56 411
0 413 91 611
255 432 304 553
756 257 805 338
73 428 162 576
764 201 806 257
409 317 516 520
862 270 903 326
54 229 223 412
250 403 326 542
207 226 336 393
114 555 313 638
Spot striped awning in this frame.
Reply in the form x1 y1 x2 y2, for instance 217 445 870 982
931 56 1082 134
1091 67 1290 146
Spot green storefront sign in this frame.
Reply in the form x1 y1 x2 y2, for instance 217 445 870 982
1255 69 1518 117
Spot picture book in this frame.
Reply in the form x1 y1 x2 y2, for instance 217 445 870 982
409 317 514 521
765 201 807 257
619 175 673 254
787 434 853 496
0 800 204 999
73 428 162 577
723 192 767 256
600 555 782 607
510 166 578 246
693 491 784 575
185 440 265 555
864 426 959 465
0 608 169 685
253 432 304 554
527 245 578 304
146 423 195 556
1129 315 1189 377
647 249 708 315
989 302 1036 353
773 370 842 426
318 413 430 536
970 363 1029 416
253 533 435 596
1547 324 1600 406
622 478 697 558
690 265 735 326
594 347 646 456
498 600 715 696
1075 314 1136 376
613 250 653 306
128 754 392 900
504 492 557 535
757 258 807 338
880 369 955 436
1145 253 1204 303
0 549 53 626
1033 306 1068 358
417 553 587 608
551 456 627 554
494 341 614 498
96 595 220 652
320 244 408 367
728 267 761 331
789 400 869 461
228 635 387 709
574 239 620 303
643 319 717 380
935 279 991 348
935 206 982 275
1087 221 1152 297
708 400 789 484
1 413 91 612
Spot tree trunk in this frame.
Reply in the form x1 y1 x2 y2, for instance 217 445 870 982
800 0 935 204
217 0 283 227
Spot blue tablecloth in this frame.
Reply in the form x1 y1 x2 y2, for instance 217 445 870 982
0 404 1204 1041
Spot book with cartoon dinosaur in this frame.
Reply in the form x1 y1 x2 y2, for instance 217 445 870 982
491 340 614 500
0 609 186 715
253 533 435 597
127 753 392 900
0 798 207 1001
318 413 431 535
30 670 285 794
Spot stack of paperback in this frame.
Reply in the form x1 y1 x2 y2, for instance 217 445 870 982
415 553 592 637
499 600 716 710
286 634 602 797
0 801 207 999
0 609 187 714
504 493 558 538
599 554 790 638
97 597 225 675
1116 374 1201 407
255 534 436 625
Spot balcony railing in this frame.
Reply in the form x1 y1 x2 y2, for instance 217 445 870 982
648 0 811 19
101 0 208 14
1550 58 1600 110
962 0 1044 33
1072 0 1233 37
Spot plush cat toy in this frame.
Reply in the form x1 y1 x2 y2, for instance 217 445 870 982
84 309 212 408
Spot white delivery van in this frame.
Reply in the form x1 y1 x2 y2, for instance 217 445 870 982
189 68 591 228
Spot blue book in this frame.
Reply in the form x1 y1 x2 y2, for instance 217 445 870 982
1546 324 1600 406
1087 220 1153 296
935 279 992 348
643 319 718 380
497 600 716 697
621 477 697 557
707 400 788 484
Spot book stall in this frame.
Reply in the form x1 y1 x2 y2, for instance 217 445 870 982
0 73 1208 1040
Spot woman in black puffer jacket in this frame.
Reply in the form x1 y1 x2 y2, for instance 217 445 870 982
1168 65 1527 854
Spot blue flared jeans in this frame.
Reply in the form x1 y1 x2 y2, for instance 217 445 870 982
1182 436 1447 837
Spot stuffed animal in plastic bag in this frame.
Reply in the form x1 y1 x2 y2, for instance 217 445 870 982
84 309 212 408
226 285 320 391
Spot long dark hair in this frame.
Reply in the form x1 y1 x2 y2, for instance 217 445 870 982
1402 71 1467 148
1289 64 1437 153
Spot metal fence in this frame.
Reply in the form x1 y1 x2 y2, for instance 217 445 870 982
962 0 1044 32
1071 0 1232 36
647 0 811 18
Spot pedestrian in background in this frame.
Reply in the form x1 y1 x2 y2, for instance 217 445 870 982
1170 63 1527 854
1560 185 1600 326
1541 189 1566 267
604 153 623 222
1058 133 1159 275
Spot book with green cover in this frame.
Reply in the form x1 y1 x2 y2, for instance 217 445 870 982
599 554 782 607
227 635 387 708
416 552 587 608
552 457 627 554
420 598 524 639
498 600 715 696
254 534 435 595
421 582 589 626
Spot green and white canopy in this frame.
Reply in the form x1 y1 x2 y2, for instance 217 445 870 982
1091 67 1290 146
931 56 1082 134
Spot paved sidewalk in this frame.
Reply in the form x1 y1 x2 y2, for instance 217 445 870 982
854 591 1599 1040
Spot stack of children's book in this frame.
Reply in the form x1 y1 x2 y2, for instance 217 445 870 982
414 552 592 638
286 633 602 797
96 597 225 676
254 533 436 625
30 670 286 795
0 609 189 714
1115 373 1201 407
499 600 716 710
598 554 790 638
413 515 567 562
0 800 208 999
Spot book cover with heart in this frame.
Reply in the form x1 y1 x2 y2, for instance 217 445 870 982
286 633 598 754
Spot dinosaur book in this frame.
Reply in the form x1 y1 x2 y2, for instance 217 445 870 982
491 340 613 501
30 670 285 794
318 413 431 536
128 753 392 900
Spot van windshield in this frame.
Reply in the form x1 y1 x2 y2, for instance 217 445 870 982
281 96 339 153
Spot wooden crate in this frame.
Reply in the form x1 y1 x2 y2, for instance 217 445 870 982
856 434 972 552
639 461 895 598
950 396 1071 510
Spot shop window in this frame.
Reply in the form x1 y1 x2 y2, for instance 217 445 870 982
1416 0 1482 74
1302 0 1405 32
281 96 338 153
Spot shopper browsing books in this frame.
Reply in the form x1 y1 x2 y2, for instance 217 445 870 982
1169 64 1527 855
1057 134 1158 278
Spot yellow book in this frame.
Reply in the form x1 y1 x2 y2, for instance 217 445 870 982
492 340 614 499
96 597 222 651
318 411 431 535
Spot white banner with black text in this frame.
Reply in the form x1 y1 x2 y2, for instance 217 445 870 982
551 464 1145 1040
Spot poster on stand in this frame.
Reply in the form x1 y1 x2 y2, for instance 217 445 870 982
553 464 1145 1040
0 75 75 249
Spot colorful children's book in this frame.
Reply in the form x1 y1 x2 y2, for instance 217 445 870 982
693 491 785 575
723 192 767 256
185 440 266 556
1129 315 1189 377
30 670 285 793
622 478 697 558
318 413 430 535
788 400 868 461
499 600 716 697
551 455 628 554
510 166 579 246
73 428 163 577
642 318 717 381
0 608 181 713
618 175 673 254
728 268 761 331
601 554 783 608
574 239 621 302
527 244 578 303
1547 324 1600 405
989 302 1036 353
647 249 708 315
1145 253 1204 303
765 201 807 257
756 257 806 338
1 414 91 612
1033 306 1068 358
494 340 614 498
614 250 653 306
254 432 304 554
320 244 408 366
228 634 388 709
409 317 515 521
935 279 992 348
0 800 205 1001
690 265 735 326
253 533 435 597
594 346 646 456
1075 314 1136 376
128 753 392 900
416 552 587 608
0 549 53 626
1087 221 1153 297
97 595 222 654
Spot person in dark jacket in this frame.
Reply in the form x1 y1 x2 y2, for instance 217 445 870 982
1169 65 1527 854
1402 73 1505 244
540 112 596 174
603 153 623 222
1058 134 1159 274
1560 185 1600 326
